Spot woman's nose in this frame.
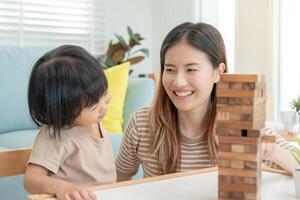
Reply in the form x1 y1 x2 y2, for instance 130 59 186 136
173 71 188 87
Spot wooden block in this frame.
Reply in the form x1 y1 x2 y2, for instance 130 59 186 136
216 127 229 136
217 97 229 104
219 159 231 168
261 135 276 143
218 152 258 162
231 144 245 153
244 161 258 170
218 191 230 199
218 136 259 146
217 89 255 98
242 82 256 90
232 176 244 184
219 144 231 152
244 145 258 153
230 191 244 199
220 74 265 83
229 82 243 89
219 175 232 184
217 82 229 90
217 105 254 114
216 120 265 130
244 192 260 200
244 177 257 185
216 127 261 138
219 168 257 177
231 160 244 169
255 88 265 98
217 96 266 106
219 183 257 192
247 130 261 137
228 97 254 105
217 112 253 121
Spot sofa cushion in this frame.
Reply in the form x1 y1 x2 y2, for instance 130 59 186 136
0 129 39 149
0 47 49 134
102 62 130 133
123 77 155 129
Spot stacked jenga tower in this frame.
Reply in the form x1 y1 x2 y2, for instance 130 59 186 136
216 74 266 200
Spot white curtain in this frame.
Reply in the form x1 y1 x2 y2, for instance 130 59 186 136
0 0 105 54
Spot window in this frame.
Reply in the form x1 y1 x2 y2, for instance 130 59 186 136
279 0 300 112
0 0 104 54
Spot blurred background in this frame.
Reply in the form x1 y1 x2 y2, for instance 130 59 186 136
0 0 299 129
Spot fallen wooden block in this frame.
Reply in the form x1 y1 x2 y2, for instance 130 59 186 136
261 135 276 143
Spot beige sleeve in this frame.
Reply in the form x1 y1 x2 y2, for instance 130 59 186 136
262 128 299 172
115 112 141 178
28 127 69 174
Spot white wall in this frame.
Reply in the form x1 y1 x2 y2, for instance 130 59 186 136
104 0 153 76
104 0 278 120
235 0 278 120
152 0 198 72
104 0 198 74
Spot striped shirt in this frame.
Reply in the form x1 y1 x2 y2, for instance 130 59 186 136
116 107 215 178
262 128 298 170
116 107 297 178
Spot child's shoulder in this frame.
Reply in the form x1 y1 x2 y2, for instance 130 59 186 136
37 124 76 143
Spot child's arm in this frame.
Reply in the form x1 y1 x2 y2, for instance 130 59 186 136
24 164 96 200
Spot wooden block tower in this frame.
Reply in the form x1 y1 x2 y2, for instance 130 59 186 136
216 74 266 200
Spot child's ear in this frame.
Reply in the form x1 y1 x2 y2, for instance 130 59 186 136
214 63 226 83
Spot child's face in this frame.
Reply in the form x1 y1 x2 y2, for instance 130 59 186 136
162 41 222 113
73 90 111 126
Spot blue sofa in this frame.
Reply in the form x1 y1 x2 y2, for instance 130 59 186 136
0 47 155 200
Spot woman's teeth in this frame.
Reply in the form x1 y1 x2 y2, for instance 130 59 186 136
174 91 194 97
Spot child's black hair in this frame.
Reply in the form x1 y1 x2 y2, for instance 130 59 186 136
28 45 108 138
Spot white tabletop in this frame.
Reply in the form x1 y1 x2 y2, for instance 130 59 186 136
44 169 296 200
97 171 295 200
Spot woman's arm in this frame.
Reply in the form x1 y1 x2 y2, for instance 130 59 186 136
24 164 96 200
262 133 299 174
117 175 132 181
115 111 143 181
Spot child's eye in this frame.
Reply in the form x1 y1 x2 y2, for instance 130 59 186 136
90 105 97 111
103 90 108 96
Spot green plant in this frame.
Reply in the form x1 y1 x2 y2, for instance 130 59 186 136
97 26 149 74
290 96 300 117
290 136 300 164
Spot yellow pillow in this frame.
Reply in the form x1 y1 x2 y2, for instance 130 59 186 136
102 62 130 133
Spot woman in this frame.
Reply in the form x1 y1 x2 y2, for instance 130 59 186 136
116 22 298 180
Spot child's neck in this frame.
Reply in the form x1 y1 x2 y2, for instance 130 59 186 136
77 123 103 138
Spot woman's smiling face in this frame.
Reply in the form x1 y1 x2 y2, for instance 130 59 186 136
162 41 221 112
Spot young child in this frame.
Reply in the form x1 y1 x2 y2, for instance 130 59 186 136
24 45 116 200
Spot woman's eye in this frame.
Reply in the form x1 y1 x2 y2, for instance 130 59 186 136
187 68 197 72
165 68 174 72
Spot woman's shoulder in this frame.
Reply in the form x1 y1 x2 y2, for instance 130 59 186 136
130 107 151 123
134 106 151 115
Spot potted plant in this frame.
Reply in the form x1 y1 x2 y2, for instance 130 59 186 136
290 96 300 132
291 96 300 120
97 26 149 74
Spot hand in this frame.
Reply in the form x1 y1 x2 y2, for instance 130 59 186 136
262 142 276 161
53 179 96 200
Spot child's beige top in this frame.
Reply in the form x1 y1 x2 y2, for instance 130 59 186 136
28 124 116 186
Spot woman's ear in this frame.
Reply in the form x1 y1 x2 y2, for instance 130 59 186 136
214 63 226 83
